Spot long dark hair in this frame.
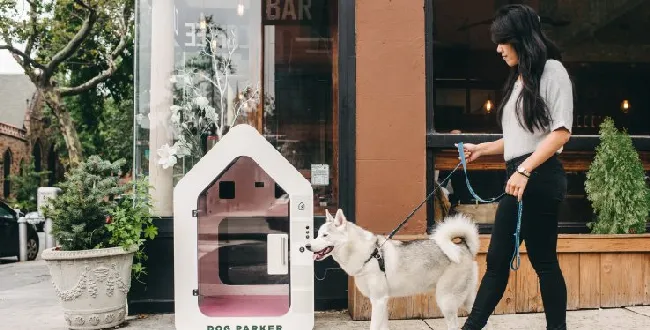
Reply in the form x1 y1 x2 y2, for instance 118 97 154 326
491 4 563 133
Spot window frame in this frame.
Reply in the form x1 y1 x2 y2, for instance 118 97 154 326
423 0 650 233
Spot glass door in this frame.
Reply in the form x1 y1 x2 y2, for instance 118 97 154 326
261 0 339 216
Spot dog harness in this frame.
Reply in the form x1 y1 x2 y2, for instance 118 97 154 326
363 240 386 273
368 247 385 272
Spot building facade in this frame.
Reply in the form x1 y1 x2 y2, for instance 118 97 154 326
0 74 61 203
132 0 650 317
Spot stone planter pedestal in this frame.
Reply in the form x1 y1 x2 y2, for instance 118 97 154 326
41 245 137 329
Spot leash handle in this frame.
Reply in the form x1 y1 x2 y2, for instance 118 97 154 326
456 142 505 203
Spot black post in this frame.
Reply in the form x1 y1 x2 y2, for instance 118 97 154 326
425 0 437 232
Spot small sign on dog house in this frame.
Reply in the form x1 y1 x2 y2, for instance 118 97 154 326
173 124 314 330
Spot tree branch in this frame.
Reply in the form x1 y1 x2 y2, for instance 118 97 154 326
23 0 39 57
43 1 98 81
0 44 46 70
58 3 132 97
58 63 114 97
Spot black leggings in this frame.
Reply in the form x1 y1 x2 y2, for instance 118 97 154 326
462 154 568 330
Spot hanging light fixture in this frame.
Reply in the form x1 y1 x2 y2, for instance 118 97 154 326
621 99 630 113
484 97 493 113
237 0 245 16
199 12 207 31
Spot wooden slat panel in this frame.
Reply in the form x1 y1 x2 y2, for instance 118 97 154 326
559 254 581 310
421 291 442 318
600 253 646 307
348 276 356 318
515 254 544 313
579 254 601 309
349 279 373 321
435 152 505 171
475 254 517 314
388 296 411 319
479 234 650 253
433 150 650 171
599 253 618 308
646 254 650 305
348 239 650 320
408 293 425 319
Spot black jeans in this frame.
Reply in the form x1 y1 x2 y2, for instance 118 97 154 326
462 154 568 330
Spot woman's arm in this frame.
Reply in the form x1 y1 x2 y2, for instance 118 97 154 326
478 138 504 156
519 128 570 173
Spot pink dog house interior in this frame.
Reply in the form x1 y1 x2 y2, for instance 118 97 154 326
196 156 291 317
173 124 314 329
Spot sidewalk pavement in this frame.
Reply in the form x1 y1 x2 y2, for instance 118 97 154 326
2 258 650 330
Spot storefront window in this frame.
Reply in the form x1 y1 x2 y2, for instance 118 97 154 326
135 0 339 217
431 0 650 135
428 0 650 229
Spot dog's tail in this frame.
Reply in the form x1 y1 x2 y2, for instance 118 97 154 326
431 213 480 263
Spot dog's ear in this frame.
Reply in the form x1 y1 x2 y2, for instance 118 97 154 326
333 209 347 228
325 209 334 222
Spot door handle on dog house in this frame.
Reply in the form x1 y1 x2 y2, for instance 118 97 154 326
281 235 287 267
267 233 289 275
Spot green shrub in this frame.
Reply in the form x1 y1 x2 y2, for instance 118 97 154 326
103 176 158 280
43 155 157 279
585 117 650 234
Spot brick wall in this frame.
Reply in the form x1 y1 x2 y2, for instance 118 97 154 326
0 130 29 200
1 94 61 201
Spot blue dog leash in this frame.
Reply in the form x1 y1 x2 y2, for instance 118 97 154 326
456 142 522 271
375 142 523 272
316 144 521 282
456 142 505 203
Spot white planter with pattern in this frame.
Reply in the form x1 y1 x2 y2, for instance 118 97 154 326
41 245 137 330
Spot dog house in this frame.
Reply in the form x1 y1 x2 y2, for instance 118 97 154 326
173 124 315 330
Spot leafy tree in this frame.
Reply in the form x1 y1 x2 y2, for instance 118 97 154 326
7 161 50 212
0 0 134 167
585 117 650 234
47 80 134 173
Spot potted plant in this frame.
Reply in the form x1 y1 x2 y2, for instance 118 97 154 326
40 155 158 329
585 117 650 234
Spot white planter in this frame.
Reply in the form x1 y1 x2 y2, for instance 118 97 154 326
41 245 137 330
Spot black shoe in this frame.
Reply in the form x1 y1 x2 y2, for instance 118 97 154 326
548 323 567 330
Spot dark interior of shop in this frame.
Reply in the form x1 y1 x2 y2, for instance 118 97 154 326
430 0 650 226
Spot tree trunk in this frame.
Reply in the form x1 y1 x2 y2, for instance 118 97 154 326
43 88 84 167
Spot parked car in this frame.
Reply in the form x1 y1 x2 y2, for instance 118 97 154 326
0 200 40 261
24 211 45 232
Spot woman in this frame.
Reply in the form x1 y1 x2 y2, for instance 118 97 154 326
459 4 573 330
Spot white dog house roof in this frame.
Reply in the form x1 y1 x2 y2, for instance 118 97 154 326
173 124 315 330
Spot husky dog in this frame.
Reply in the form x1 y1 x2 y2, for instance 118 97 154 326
306 209 480 330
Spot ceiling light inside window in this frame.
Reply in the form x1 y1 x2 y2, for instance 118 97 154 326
621 99 630 113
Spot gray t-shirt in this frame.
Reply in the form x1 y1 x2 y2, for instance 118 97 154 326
502 59 573 161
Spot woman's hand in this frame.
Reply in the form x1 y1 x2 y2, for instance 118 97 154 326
506 172 529 201
456 139 504 163
456 143 483 163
